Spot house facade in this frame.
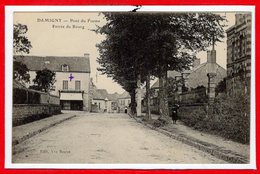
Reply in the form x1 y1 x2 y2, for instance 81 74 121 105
91 88 113 113
118 91 131 112
108 92 120 112
226 13 252 95
151 55 226 94
15 54 91 111
117 90 146 113
184 52 226 90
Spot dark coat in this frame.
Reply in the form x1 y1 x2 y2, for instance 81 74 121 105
171 104 179 121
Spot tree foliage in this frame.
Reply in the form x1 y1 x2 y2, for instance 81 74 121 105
13 60 30 83
13 23 32 54
31 68 56 92
96 12 226 120
13 23 32 84
216 78 227 94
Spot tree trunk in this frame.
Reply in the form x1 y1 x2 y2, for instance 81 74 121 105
145 72 151 120
158 68 170 122
130 89 136 115
136 74 142 117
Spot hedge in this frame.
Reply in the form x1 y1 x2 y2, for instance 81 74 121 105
13 88 41 104
181 93 250 144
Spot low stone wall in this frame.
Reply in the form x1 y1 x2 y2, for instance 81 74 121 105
40 93 60 105
179 88 207 104
13 104 61 126
48 94 60 105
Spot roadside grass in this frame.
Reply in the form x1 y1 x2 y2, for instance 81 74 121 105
180 93 250 144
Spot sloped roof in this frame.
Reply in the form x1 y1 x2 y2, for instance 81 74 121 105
168 70 181 78
92 87 124 101
108 92 120 101
151 62 226 89
186 62 226 89
14 55 90 73
92 89 103 100
190 62 226 75
93 89 110 100
118 91 130 99
151 70 181 89
191 62 207 72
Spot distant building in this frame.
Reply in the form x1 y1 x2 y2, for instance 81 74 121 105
184 52 226 89
118 91 131 112
150 48 226 110
117 90 146 113
151 55 226 93
15 54 91 111
226 13 252 95
92 88 113 113
109 92 120 111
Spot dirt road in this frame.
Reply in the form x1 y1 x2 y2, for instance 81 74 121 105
13 112 226 164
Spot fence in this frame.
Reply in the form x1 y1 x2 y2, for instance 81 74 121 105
179 88 207 105
13 86 61 126
149 87 208 114
13 87 60 105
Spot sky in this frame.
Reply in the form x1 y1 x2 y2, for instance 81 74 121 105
14 12 236 94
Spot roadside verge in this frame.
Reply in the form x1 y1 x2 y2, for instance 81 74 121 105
129 114 249 164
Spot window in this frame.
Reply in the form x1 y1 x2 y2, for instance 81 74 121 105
75 81 81 91
232 42 235 61
62 64 69 71
239 35 243 56
63 80 68 90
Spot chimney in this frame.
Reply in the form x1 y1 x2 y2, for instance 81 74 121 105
207 50 216 63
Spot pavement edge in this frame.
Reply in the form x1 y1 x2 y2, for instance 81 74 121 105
12 115 77 147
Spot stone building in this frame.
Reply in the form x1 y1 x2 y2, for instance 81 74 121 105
226 13 252 95
151 52 226 95
184 50 226 90
150 48 226 110
118 91 131 112
91 88 113 113
15 54 91 111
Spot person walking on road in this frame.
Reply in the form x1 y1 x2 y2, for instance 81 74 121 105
171 104 180 124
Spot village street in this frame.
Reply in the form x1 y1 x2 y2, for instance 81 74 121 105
12 112 226 164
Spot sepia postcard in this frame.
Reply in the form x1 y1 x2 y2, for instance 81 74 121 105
5 6 256 169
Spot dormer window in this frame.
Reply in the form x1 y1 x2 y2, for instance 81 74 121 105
62 64 69 71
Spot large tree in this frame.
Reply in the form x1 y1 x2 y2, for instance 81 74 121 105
96 13 148 116
13 23 32 84
30 68 56 92
13 23 32 55
96 12 226 122
13 60 30 84
144 13 226 122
